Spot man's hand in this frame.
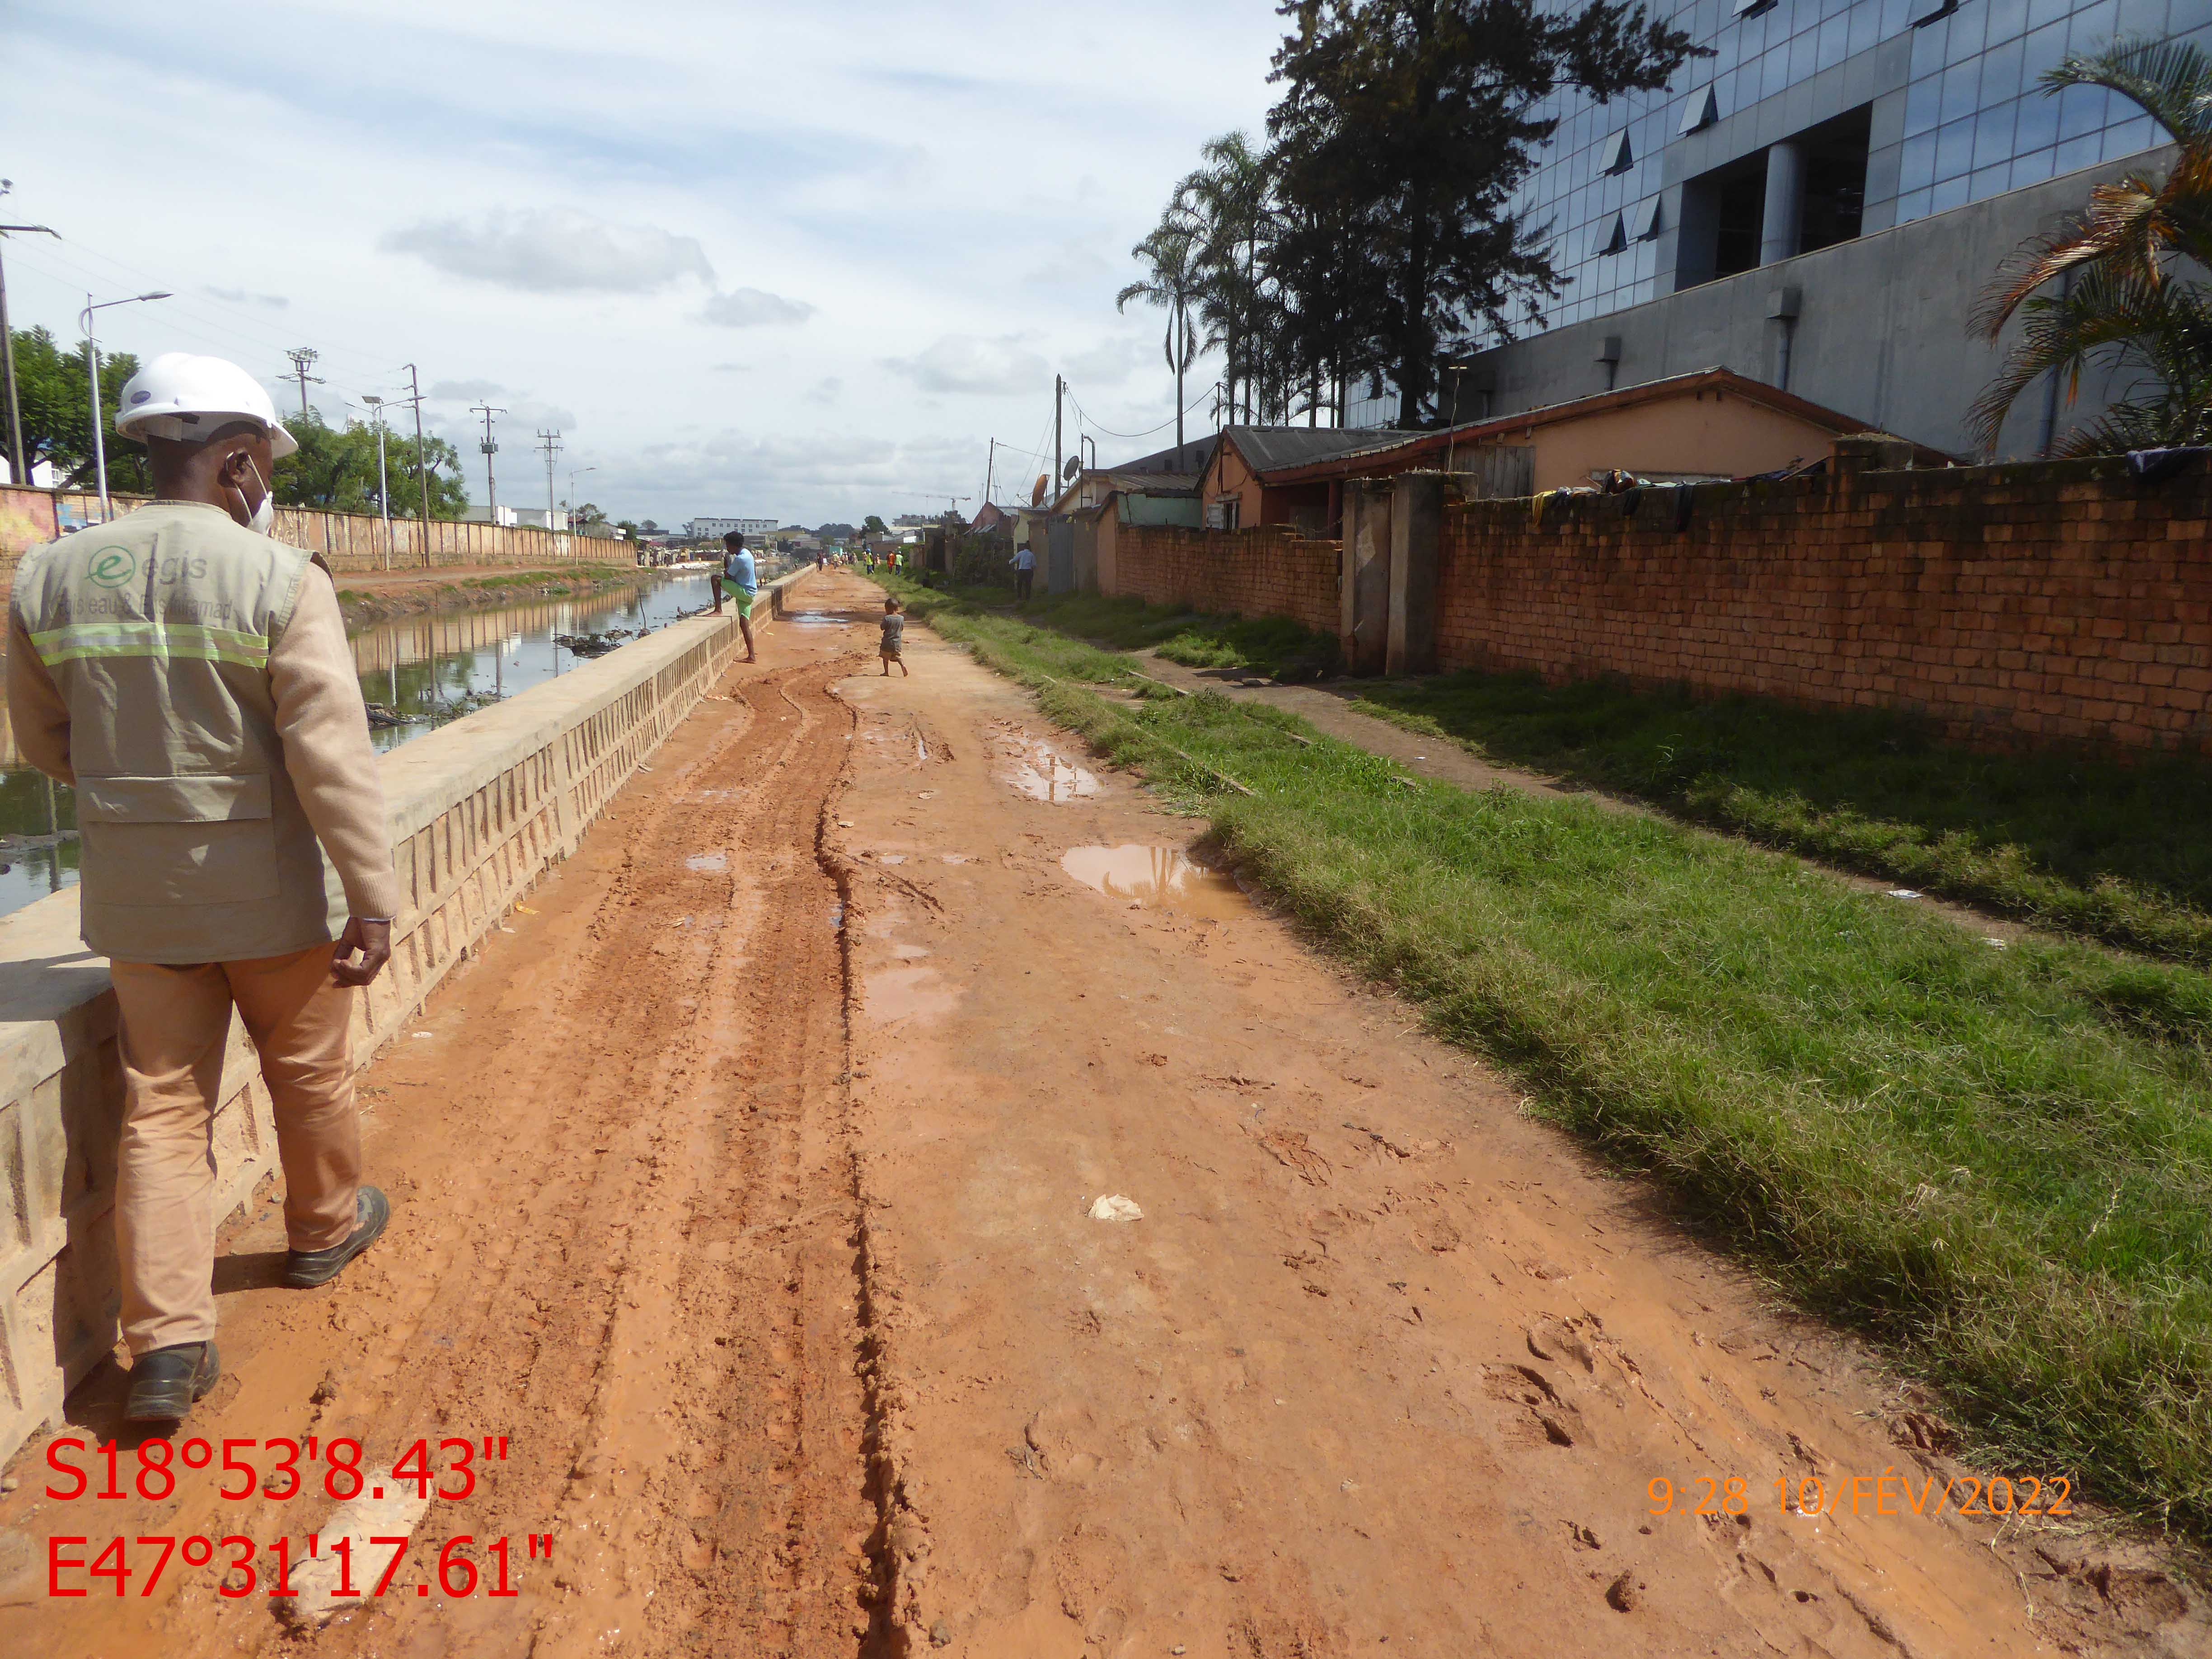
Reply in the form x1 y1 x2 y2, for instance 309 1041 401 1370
331 917 392 987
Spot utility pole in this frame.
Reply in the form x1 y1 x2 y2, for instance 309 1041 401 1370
536 428 562 534
286 347 322 420
1053 375 1064 509
983 437 996 507
0 186 59 487
471 402 506 521
361 396 394 570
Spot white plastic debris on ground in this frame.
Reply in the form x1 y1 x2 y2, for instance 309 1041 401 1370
1088 1195 1143 1223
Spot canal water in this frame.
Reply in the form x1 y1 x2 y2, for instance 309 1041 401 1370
0 570 742 923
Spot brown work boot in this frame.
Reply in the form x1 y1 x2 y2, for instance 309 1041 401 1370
283 1186 391 1288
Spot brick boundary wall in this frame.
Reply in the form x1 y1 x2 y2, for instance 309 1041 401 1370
0 484 627 582
1433 452 2212 754
1113 523 1341 637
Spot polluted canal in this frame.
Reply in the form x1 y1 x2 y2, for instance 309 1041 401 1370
0 570 728 924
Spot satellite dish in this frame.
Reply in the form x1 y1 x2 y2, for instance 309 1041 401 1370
1030 472 1049 506
1061 455 1081 481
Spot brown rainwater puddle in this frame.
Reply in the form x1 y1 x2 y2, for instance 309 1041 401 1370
1060 845 1254 919
863 964 961 1027
1005 741 1099 803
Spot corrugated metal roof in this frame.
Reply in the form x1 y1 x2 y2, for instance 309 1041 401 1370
1222 425 1425 472
1111 437 1216 473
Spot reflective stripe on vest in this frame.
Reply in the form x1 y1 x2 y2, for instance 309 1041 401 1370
29 620 270 668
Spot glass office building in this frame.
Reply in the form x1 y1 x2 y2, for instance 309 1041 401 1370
1486 0 2206 341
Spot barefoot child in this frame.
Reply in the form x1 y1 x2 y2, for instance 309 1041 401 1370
880 595 909 676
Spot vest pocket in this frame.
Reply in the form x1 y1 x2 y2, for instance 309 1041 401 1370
78 773 280 907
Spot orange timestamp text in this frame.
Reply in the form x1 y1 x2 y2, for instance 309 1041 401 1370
1649 1471 2074 1520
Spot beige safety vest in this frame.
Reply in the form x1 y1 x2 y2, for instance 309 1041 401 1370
14 500 349 964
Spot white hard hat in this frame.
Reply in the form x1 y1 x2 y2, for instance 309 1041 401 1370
115 352 299 459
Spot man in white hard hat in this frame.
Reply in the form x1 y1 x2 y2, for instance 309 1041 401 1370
7 352 399 1423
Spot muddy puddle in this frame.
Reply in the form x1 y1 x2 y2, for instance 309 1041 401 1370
863 963 961 1026
1060 844 1254 919
785 610 851 628
1004 740 1100 803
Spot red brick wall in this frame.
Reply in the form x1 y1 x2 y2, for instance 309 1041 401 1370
1109 524 1340 637
1436 458 2212 753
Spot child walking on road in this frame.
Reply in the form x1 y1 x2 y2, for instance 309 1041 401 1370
880 595 909 676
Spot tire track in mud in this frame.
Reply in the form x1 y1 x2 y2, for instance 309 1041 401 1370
345 656 878 1659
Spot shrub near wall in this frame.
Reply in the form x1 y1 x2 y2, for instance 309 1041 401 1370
1437 448 2212 755
1111 523 1340 637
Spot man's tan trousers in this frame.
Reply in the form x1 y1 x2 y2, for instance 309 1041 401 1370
108 945 360 1354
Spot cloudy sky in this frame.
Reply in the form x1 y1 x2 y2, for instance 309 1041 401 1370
2 1 1283 525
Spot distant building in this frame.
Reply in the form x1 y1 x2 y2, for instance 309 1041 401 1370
685 516 777 541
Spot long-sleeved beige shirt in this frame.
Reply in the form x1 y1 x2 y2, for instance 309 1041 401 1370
8 501 402 948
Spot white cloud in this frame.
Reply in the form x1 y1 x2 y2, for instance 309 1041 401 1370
381 208 715 294
1022 237 1111 286
807 376 842 404
881 334 1050 397
428 379 506 401
1063 336 1146 386
698 287 815 328
205 286 287 309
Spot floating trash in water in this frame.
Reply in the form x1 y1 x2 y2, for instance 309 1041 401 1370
553 628 639 657
1088 1195 1143 1223
1061 845 1253 919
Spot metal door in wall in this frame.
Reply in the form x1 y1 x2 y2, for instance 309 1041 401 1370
1047 517 1075 595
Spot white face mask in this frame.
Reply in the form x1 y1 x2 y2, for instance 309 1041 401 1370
232 455 274 534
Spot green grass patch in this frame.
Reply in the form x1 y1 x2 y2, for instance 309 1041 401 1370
895 577 2212 1537
886 576 1336 680
1351 671 2212 970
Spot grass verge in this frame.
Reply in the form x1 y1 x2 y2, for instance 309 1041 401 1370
1351 670 2212 970
903 580 1336 680
885 572 2212 1538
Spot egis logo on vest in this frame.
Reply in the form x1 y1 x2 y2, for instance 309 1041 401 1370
86 547 138 590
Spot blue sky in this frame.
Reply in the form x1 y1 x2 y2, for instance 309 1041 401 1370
1 1 1283 524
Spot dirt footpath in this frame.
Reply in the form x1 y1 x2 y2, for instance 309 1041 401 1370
0 572 2200 1657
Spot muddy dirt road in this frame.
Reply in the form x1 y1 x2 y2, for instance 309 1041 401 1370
2 572 2201 1657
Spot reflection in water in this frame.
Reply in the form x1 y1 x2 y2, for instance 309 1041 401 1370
1059 844 1253 919
0 572 730 923
1004 740 1100 803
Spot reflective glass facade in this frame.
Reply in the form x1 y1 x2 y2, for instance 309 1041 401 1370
1488 0 2208 340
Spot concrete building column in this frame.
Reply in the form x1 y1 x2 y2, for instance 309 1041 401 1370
1341 479 1392 675
1386 472 1445 677
1760 139 1805 266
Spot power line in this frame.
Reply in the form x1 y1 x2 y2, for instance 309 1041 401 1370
1061 383 1215 443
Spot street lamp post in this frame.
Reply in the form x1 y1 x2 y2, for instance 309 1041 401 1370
0 183 60 487
79 289 170 520
566 465 595 540
362 395 394 571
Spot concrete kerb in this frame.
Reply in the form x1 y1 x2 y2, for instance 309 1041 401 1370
0 565 816 1468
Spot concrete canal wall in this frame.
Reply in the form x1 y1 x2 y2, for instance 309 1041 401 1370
0 569 813 1465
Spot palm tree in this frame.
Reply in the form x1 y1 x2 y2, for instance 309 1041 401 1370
1116 220 1205 449
1175 132 1281 424
1972 39 2212 455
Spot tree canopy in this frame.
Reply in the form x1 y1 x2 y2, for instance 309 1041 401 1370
8 326 148 493
1118 0 1703 431
275 412 469 518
